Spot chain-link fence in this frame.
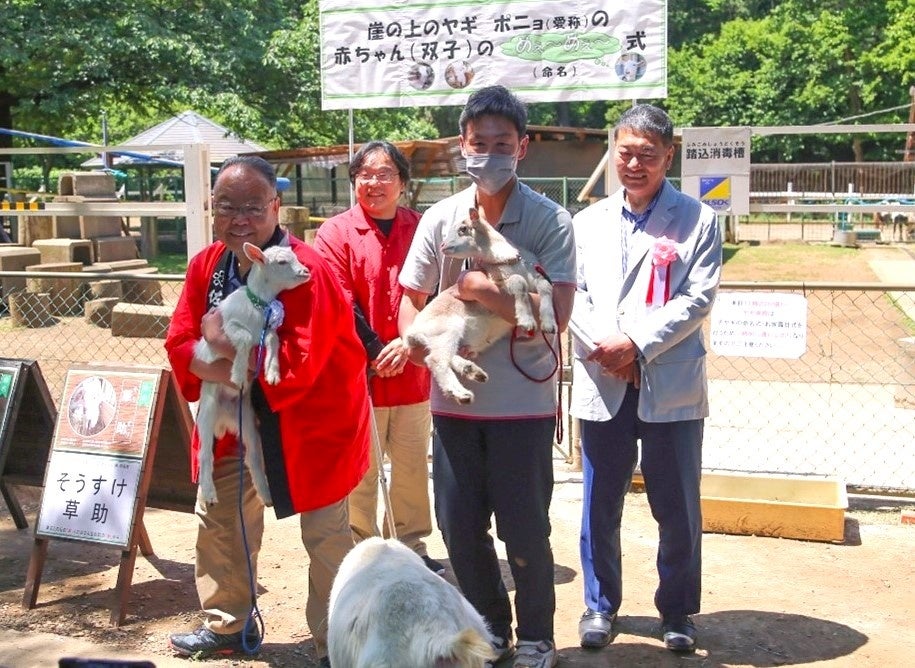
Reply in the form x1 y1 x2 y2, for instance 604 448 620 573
2 272 913 494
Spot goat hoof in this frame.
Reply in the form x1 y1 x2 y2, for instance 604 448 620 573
471 371 488 383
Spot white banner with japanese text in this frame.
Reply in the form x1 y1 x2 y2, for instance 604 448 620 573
318 0 668 110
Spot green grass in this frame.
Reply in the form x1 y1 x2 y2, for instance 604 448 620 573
722 242 873 282
148 252 188 275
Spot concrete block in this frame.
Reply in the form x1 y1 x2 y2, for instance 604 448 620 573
84 297 121 328
91 259 149 272
16 214 55 245
25 261 85 316
52 215 82 239
58 172 116 198
120 267 163 305
81 215 123 239
701 472 847 543
31 238 94 265
87 279 123 300
111 302 173 339
93 236 139 263
0 247 42 299
8 291 55 327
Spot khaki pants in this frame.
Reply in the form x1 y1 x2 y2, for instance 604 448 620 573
195 456 353 657
348 401 432 555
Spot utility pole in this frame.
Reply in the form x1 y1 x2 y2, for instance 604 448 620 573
904 86 915 162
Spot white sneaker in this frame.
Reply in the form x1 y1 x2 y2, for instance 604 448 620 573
513 639 557 668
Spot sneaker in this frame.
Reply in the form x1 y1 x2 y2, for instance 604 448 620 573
513 639 557 668
579 608 616 648
168 626 259 657
421 554 446 575
485 636 515 667
661 615 697 652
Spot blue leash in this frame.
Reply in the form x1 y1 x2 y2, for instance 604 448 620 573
236 299 284 654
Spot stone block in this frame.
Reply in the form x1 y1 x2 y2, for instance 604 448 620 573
91 259 150 272
84 297 121 328
0 247 42 299
111 302 173 339
120 267 163 305
81 215 123 239
87 279 123 300
93 236 139 263
31 238 94 265
58 172 116 198
17 214 54 245
25 261 85 316
8 291 55 327
52 215 82 239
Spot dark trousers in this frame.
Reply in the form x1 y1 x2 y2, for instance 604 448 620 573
580 384 703 618
432 415 556 642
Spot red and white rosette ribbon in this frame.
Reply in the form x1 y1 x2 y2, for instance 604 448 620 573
646 236 678 308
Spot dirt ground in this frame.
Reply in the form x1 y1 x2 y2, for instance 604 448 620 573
1 244 913 667
1 474 914 668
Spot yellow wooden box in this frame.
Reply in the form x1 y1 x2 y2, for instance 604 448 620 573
700 472 848 542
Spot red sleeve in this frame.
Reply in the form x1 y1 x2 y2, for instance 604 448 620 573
259 239 355 412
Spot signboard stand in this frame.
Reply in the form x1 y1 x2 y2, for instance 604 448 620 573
21 364 176 627
0 358 57 529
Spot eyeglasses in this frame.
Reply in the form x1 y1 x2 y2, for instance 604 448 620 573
355 170 399 184
213 201 274 219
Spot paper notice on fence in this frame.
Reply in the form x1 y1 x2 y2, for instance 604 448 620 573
711 292 808 359
318 0 668 109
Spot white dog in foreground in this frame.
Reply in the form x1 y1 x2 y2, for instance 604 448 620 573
328 537 496 668
193 241 310 505
405 208 556 404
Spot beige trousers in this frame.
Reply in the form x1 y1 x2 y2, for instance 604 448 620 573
347 401 433 555
195 456 353 658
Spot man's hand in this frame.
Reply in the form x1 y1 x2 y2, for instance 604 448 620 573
371 338 410 377
587 333 639 375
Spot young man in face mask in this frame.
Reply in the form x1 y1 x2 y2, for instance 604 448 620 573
398 85 576 668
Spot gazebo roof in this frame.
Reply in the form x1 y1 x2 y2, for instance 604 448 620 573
83 110 268 168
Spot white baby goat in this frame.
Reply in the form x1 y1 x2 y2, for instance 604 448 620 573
328 537 495 668
404 208 555 404
193 242 310 505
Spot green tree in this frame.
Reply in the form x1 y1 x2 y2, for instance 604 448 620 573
666 0 913 161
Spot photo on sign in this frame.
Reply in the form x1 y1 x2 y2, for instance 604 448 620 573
67 376 117 437
615 52 647 82
54 370 157 458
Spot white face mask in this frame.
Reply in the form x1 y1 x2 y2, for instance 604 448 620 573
463 153 517 195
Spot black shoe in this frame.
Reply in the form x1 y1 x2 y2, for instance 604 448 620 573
422 555 446 575
318 656 331 668
579 608 616 648
168 626 259 657
661 615 697 652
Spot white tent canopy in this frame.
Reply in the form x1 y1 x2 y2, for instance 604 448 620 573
82 110 268 168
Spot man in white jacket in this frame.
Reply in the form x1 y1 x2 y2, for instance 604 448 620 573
569 104 722 654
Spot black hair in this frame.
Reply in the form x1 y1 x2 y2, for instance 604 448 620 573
613 104 674 146
213 155 278 193
349 141 411 185
459 85 528 138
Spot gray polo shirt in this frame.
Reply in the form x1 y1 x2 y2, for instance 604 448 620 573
399 181 576 419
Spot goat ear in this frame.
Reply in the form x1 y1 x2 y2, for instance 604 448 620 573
243 242 266 266
468 207 485 229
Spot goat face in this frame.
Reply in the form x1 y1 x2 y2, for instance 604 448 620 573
441 208 521 265
244 242 311 292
